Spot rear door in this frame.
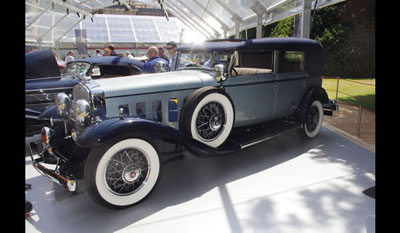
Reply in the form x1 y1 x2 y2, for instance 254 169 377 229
274 50 307 119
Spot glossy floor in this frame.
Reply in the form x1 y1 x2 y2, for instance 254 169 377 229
25 127 375 233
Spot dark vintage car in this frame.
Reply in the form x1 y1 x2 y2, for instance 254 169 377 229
25 52 144 136
29 37 337 209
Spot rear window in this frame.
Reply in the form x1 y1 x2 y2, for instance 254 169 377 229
278 51 305 73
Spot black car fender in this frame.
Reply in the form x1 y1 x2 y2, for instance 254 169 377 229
294 86 330 123
75 117 240 157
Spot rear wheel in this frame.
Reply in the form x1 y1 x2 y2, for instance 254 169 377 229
297 100 324 139
84 137 161 209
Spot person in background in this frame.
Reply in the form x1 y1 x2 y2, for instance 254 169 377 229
142 46 170 73
103 47 111 56
126 51 134 59
93 49 102 57
64 50 75 64
166 41 177 71
108 45 117 56
158 47 169 64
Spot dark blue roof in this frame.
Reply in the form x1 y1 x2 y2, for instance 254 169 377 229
73 56 144 68
177 37 322 52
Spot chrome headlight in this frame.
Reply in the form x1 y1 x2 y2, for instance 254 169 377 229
75 99 91 125
154 60 168 73
213 64 226 83
56 93 71 116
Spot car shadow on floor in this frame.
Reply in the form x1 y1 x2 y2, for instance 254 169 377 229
25 127 374 233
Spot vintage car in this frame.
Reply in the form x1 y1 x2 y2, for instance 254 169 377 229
26 54 144 136
28 37 337 209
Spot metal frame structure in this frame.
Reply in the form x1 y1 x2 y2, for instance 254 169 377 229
26 0 346 48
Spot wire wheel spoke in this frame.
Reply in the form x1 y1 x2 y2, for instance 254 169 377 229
105 148 149 195
196 102 225 140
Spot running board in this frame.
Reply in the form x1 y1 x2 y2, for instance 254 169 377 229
227 120 302 150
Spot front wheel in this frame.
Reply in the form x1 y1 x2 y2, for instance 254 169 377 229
297 100 324 139
84 137 161 209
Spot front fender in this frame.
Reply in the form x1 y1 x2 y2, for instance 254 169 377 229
76 117 240 157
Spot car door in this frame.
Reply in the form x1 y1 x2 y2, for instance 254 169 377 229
274 51 307 119
223 51 278 127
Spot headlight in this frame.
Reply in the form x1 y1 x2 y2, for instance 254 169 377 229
75 99 91 125
56 93 71 116
213 64 226 83
41 127 52 148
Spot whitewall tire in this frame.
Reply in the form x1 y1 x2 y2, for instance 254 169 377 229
180 87 234 148
85 137 160 208
298 100 324 139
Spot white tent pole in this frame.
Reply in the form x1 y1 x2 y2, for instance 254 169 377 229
164 1 213 39
176 0 220 38
26 4 53 29
301 0 312 38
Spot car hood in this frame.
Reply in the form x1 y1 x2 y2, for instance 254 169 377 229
94 70 212 98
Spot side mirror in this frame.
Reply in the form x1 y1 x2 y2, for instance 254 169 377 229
154 60 168 73
213 64 226 83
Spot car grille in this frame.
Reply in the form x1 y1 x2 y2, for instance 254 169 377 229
72 83 91 106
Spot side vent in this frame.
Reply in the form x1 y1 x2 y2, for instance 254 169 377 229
152 100 162 122
168 98 178 122
136 102 146 118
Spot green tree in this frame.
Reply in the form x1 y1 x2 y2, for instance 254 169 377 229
270 16 294 37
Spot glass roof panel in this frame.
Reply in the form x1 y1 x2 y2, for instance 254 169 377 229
26 0 347 46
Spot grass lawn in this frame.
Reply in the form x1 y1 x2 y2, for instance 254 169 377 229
322 78 375 112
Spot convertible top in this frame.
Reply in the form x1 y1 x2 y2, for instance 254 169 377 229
73 56 144 68
26 49 61 79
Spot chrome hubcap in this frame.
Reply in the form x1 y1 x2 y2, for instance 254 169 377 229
196 102 225 140
105 148 149 195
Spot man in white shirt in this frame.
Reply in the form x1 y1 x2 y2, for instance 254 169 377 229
64 50 75 64
126 51 134 59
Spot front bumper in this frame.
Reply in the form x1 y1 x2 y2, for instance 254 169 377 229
28 142 76 192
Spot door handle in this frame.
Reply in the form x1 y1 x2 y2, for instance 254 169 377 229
272 85 277 92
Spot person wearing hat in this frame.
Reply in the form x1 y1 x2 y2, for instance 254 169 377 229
166 41 177 71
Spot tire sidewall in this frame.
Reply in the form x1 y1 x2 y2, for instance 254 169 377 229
188 92 234 148
88 138 160 208
304 100 324 138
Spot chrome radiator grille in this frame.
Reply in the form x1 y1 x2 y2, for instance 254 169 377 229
72 83 90 106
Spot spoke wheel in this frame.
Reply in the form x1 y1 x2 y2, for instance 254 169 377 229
179 87 234 148
196 102 226 141
85 137 160 209
105 148 149 196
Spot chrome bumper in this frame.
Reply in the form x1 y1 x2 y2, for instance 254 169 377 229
28 142 76 192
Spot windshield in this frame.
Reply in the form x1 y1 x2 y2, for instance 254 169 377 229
62 62 91 76
177 51 234 70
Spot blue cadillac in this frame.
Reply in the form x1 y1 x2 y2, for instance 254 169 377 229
29 37 337 209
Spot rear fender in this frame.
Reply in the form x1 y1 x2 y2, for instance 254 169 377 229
295 87 330 122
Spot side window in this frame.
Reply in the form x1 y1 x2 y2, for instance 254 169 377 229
232 51 273 77
278 51 305 73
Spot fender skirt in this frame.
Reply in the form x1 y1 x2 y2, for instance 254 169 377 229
76 117 241 157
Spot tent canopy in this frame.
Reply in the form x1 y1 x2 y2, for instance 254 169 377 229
26 0 345 47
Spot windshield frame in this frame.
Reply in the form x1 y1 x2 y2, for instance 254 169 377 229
62 61 92 77
176 50 235 71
